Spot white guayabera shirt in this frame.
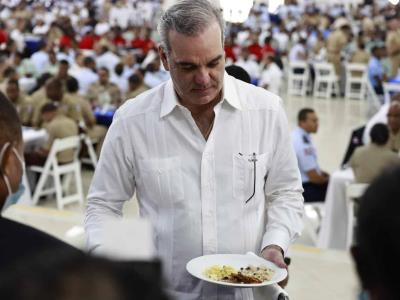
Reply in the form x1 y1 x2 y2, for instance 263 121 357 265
85 73 304 300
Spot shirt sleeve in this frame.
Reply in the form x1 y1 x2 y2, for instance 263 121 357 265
85 114 136 251
261 102 304 254
297 144 318 173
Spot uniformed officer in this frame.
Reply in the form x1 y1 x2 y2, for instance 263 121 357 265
327 20 351 76
350 40 370 77
65 76 107 156
24 102 78 166
385 16 400 78
350 123 400 184
125 73 149 101
86 67 121 107
292 108 329 202
5 79 33 126
31 77 81 128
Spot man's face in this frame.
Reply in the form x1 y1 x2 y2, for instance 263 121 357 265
301 112 319 133
99 70 109 85
388 105 400 133
159 21 225 107
58 63 69 78
45 84 63 102
6 84 19 102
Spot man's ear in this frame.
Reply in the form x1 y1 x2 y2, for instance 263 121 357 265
158 45 170 71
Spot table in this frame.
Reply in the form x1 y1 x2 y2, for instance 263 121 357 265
23 127 48 150
94 109 115 127
317 168 355 250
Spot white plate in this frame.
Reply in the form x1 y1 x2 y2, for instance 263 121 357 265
186 252 287 288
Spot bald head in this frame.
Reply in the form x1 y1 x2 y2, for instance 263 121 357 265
388 102 400 134
45 78 63 102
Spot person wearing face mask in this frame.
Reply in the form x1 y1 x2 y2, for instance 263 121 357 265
0 92 79 269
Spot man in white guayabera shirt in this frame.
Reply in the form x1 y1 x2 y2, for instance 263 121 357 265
85 1 304 299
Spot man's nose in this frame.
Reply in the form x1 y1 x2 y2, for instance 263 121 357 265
194 68 211 86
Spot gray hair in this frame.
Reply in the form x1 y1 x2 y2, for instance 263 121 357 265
158 0 225 54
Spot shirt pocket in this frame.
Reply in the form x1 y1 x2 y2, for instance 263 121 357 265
137 156 184 205
233 152 270 204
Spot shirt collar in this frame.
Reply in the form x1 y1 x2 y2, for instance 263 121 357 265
297 126 310 137
160 72 243 118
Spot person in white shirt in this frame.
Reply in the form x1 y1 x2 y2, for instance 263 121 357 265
85 1 303 299
236 47 261 83
288 38 307 62
30 43 50 76
259 55 283 95
95 45 121 74
74 56 99 96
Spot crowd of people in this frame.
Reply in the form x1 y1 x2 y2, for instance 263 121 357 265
1 0 400 300
0 0 398 163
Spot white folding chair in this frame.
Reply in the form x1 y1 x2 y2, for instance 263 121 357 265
313 62 340 99
345 183 368 249
383 82 400 105
287 61 310 96
303 203 325 246
365 79 382 118
29 136 84 210
80 134 98 168
345 63 367 100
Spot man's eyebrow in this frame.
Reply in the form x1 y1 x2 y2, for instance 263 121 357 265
176 55 223 67
207 55 223 64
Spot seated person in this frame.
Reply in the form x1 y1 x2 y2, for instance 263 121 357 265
387 102 400 152
259 55 283 95
368 46 387 95
350 123 400 183
292 108 329 202
352 165 400 300
87 67 121 108
362 93 400 144
31 77 80 128
125 72 149 100
0 92 79 269
65 77 107 156
5 79 33 126
25 103 78 166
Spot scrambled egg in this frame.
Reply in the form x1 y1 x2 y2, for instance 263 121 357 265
204 265 237 281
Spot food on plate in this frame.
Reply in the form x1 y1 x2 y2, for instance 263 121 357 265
204 265 275 284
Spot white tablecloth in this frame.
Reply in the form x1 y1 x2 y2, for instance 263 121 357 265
21 128 48 205
23 127 48 149
317 168 355 250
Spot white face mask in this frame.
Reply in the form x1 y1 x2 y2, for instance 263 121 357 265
0 142 25 198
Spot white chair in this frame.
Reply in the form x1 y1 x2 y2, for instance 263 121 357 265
345 183 368 249
365 79 382 118
383 82 400 105
29 136 84 210
345 63 367 100
287 61 310 96
313 62 340 99
303 203 325 246
80 134 98 168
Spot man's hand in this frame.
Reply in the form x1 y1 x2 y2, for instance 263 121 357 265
261 245 289 288
261 245 287 269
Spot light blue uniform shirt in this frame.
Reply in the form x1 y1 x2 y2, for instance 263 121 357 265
368 56 384 89
291 127 320 183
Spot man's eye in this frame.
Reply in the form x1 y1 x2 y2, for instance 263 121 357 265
181 65 195 71
208 61 219 68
